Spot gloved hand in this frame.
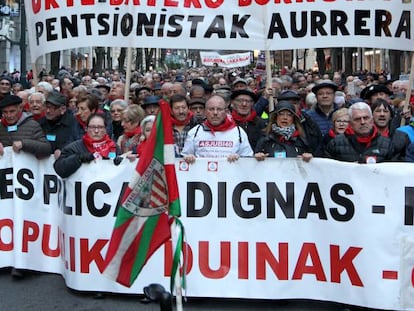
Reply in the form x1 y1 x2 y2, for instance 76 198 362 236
113 156 123 166
79 153 95 163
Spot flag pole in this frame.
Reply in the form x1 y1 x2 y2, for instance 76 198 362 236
124 47 133 101
265 50 274 112
171 220 183 311
400 52 414 126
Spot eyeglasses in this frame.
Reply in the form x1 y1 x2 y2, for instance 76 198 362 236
335 119 349 124
87 125 105 131
110 109 123 113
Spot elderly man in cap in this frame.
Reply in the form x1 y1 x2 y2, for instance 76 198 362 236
360 83 392 106
188 97 206 122
325 102 390 163
305 79 338 135
232 78 248 91
135 85 152 105
0 76 12 101
142 95 160 116
39 92 77 159
0 94 51 158
230 88 265 150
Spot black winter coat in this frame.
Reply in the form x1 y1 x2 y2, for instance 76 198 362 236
53 139 121 178
39 111 78 152
235 116 266 151
255 132 312 158
325 132 391 163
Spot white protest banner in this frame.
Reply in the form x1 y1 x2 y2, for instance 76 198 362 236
25 0 414 62
200 51 251 68
1 147 414 310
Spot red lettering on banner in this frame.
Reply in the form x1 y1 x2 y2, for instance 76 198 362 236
330 245 363 286
292 243 327 281
22 220 40 252
238 242 249 279
41 224 60 257
70 236 76 272
257 242 289 280
108 0 223 8
164 241 362 284
31 0 59 14
412 268 414 288
239 0 336 5
80 238 108 273
0 219 13 251
164 240 193 275
199 241 231 278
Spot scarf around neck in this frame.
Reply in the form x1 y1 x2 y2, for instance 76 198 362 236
123 126 141 138
171 110 194 127
82 133 117 159
1 110 23 127
346 126 379 147
231 109 257 123
271 124 297 141
203 115 236 135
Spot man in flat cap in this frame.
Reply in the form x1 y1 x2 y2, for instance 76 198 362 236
230 88 265 150
305 80 338 135
0 94 51 158
39 92 77 159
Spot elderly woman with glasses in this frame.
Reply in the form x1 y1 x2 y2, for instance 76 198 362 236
53 113 121 178
117 104 145 154
109 99 128 142
254 101 313 162
322 107 349 151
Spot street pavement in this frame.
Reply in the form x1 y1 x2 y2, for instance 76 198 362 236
0 267 362 311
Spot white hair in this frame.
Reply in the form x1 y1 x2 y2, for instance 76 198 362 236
348 102 372 118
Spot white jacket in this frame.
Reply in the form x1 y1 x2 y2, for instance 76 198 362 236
181 124 253 158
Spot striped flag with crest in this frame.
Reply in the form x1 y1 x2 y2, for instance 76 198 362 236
102 99 183 288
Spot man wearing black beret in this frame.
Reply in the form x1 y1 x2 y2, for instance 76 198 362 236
0 94 51 159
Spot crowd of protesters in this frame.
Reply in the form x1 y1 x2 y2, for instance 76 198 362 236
1 65 413 308
1 65 413 168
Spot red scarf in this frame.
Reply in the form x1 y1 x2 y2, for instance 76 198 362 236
327 128 336 138
203 115 236 135
123 126 141 138
231 109 257 123
82 133 117 158
1 111 23 127
346 126 379 147
76 114 87 129
171 111 194 127
32 111 46 121
379 127 390 138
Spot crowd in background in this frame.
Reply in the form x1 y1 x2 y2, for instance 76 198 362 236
0 64 413 177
